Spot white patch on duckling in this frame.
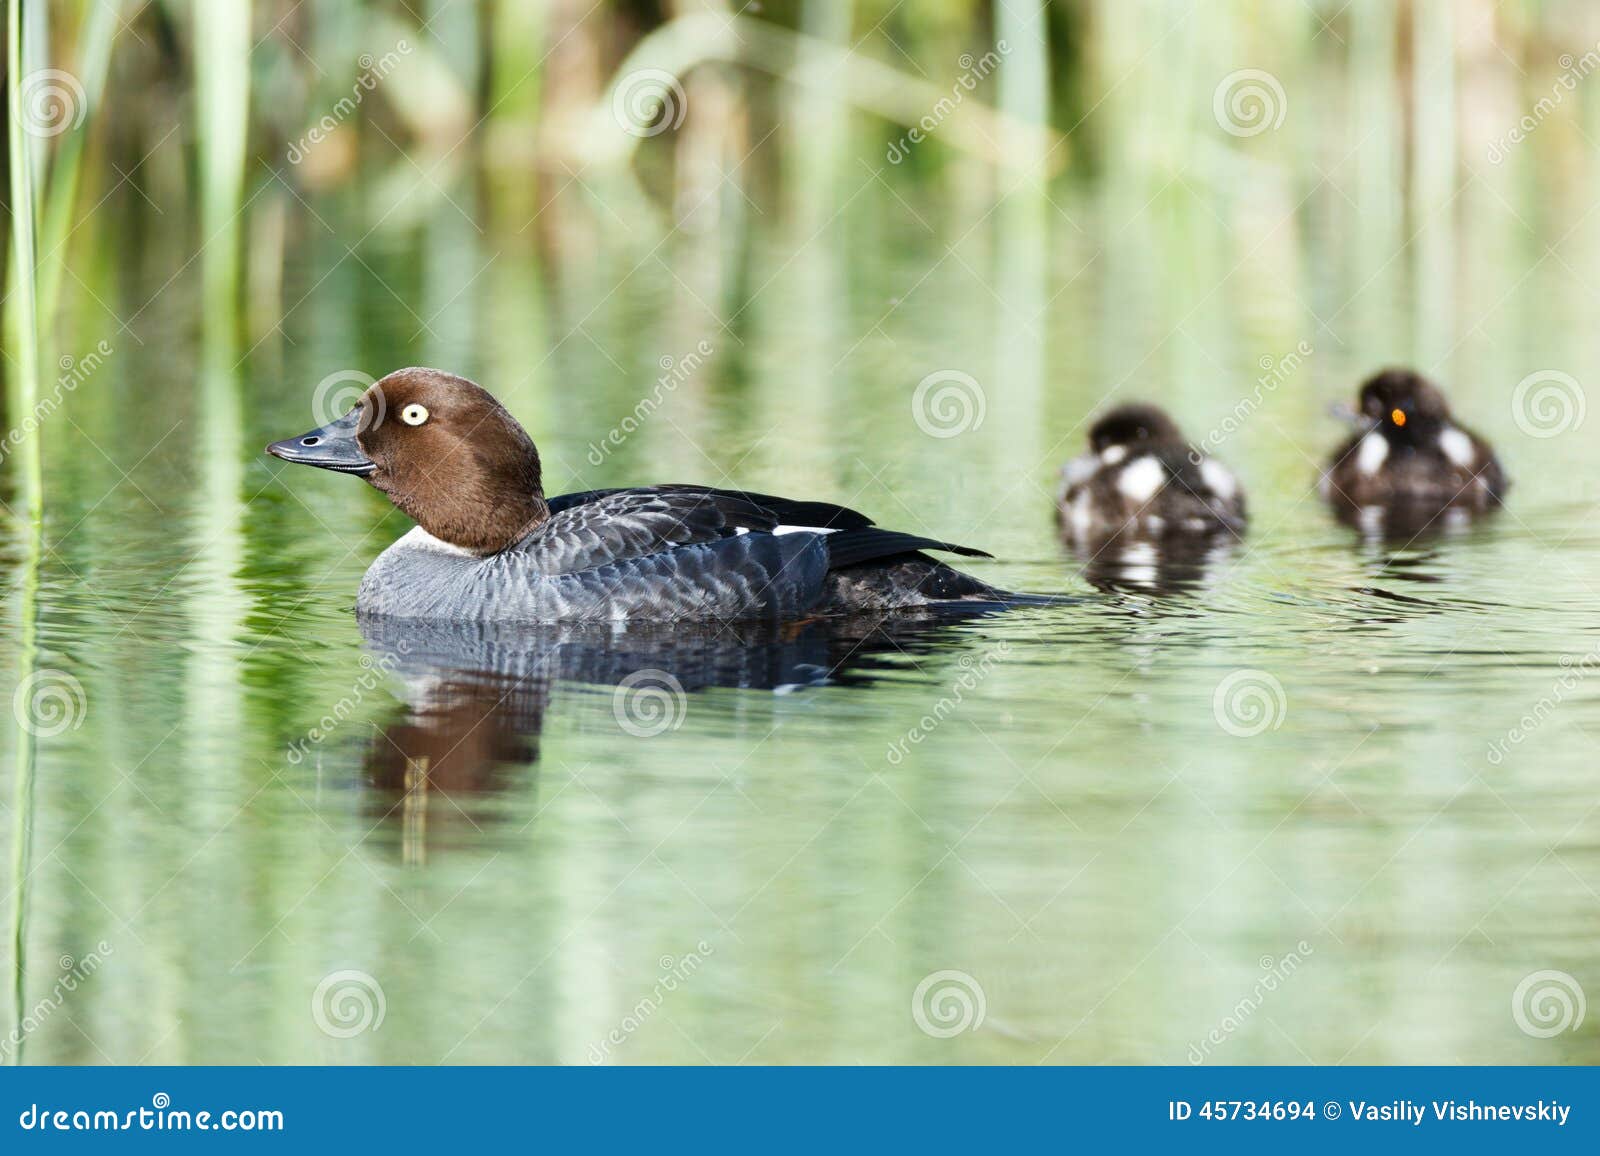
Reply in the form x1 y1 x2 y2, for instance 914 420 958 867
1356 432 1389 477
1198 457 1237 500
1116 456 1168 504
1069 490 1093 535
1437 426 1475 469
1100 444 1128 465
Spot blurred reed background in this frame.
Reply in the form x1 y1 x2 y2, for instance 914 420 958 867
0 0 1594 429
3 0 1600 485
5 1 1600 1064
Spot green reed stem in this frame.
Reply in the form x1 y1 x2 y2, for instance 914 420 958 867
7 0 45 1067
36 0 120 329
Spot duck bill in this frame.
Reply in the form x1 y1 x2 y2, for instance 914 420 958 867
265 408 375 476
1327 401 1377 431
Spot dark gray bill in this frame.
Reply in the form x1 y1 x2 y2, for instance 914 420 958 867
265 407 375 476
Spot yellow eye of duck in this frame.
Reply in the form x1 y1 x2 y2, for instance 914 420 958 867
401 404 429 426
1390 408 1406 428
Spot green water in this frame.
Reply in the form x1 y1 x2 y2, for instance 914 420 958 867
6 110 1600 1064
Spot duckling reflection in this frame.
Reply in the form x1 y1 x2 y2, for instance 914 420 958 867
1331 498 1483 546
355 611 999 852
1067 531 1239 596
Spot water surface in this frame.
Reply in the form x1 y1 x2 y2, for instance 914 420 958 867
5 89 1600 1066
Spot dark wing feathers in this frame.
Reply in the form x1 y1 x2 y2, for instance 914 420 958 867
517 488 774 575
547 484 873 531
537 485 984 575
824 527 992 569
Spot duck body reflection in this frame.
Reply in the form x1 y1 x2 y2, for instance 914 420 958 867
353 610 1026 852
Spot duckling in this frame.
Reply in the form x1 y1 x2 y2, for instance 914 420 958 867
267 368 1055 623
1057 403 1247 544
1321 369 1507 516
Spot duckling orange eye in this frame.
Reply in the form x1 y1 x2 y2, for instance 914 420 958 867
401 404 429 426
1390 408 1406 428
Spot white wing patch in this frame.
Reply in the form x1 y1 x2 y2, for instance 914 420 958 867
735 525 839 536
1356 432 1389 477
1198 457 1237 500
1437 426 1475 469
1116 455 1168 503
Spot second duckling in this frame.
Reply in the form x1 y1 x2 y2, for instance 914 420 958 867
1057 403 1247 543
1321 369 1507 516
